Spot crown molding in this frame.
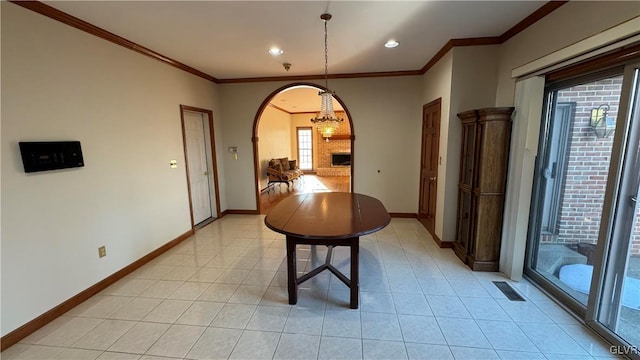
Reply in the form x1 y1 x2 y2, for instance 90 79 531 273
11 0 566 84
217 70 423 84
9 1 219 83
419 1 568 74
499 0 569 43
420 37 502 74
267 103 292 114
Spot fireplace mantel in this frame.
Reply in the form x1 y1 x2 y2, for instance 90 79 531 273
326 134 351 140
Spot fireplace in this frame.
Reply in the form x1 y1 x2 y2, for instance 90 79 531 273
331 153 351 167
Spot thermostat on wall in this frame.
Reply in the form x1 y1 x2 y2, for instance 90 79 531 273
19 141 85 173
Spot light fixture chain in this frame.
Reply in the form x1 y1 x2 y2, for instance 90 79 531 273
324 18 329 90
311 13 343 141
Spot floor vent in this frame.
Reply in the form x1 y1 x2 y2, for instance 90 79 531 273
493 281 526 301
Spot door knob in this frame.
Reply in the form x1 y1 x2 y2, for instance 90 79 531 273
430 177 437 181
203 171 208 176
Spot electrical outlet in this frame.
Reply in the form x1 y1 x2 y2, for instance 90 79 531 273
98 246 107 258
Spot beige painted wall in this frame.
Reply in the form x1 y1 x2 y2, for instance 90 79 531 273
419 45 499 244
451 46 499 112
495 1 640 279
218 82 283 209
1 3 220 335
257 106 291 190
5 0 638 336
446 45 500 244
313 77 422 211
219 76 423 212
495 1 640 106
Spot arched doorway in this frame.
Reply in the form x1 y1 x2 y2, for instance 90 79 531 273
252 83 355 213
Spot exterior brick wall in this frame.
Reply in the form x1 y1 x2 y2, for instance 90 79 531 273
547 76 639 255
316 111 351 177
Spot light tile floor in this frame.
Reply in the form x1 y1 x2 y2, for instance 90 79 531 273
2 216 621 360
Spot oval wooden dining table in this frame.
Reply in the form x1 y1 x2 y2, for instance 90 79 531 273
264 192 390 309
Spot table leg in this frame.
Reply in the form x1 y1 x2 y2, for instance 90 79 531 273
350 238 359 309
286 236 298 305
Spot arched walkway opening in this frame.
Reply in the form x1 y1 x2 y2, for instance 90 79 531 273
252 83 355 214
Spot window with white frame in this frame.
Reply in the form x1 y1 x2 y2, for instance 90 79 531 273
297 127 313 170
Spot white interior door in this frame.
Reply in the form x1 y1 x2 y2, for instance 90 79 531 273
184 111 213 224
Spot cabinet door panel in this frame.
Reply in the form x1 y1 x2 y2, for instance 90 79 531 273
475 119 512 194
455 190 473 261
460 122 477 188
472 195 505 262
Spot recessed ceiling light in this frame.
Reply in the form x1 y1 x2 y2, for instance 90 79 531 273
269 47 284 55
384 40 399 48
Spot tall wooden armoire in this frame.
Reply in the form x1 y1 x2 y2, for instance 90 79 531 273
454 107 514 271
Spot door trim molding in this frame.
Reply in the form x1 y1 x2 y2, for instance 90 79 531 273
418 98 441 238
180 105 221 228
540 102 575 234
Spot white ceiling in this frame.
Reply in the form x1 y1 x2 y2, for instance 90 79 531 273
41 0 547 112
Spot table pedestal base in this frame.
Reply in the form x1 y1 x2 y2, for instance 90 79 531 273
286 235 359 309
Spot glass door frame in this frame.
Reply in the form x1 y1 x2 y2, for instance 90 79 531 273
524 67 625 318
524 60 640 358
586 62 640 358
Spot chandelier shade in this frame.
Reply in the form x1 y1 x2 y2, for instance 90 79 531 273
310 13 343 140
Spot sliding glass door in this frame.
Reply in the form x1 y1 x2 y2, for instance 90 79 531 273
527 70 624 310
592 64 640 352
526 62 640 355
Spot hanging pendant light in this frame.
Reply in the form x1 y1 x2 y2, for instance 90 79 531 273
311 13 343 141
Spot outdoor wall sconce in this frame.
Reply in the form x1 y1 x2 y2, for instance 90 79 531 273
590 104 615 138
